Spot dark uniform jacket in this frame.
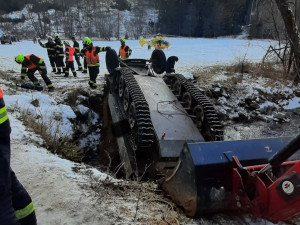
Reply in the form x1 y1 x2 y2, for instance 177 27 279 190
54 38 64 57
39 41 56 57
73 40 80 56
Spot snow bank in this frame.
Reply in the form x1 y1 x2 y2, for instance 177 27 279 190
4 92 76 137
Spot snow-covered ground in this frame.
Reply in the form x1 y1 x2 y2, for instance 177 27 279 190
1 37 275 74
0 38 298 225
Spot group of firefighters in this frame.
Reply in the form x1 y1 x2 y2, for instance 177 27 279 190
14 34 132 90
2 33 170 224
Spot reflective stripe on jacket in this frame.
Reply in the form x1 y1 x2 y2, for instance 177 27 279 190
86 47 100 67
0 89 8 125
0 105 8 125
15 202 35 220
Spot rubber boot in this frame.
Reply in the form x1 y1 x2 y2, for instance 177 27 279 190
55 69 61 74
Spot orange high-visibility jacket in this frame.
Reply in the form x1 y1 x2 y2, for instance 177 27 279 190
119 45 128 59
65 46 75 62
86 47 100 67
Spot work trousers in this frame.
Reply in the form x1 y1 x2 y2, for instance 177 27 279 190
74 55 82 70
83 57 87 72
27 68 52 87
88 66 99 88
49 56 57 72
11 170 37 225
55 56 65 73
65 61 76 77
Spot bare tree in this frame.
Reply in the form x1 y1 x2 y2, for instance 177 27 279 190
275 0 300 82
111 0 131 40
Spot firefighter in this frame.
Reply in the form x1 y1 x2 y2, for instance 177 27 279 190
63 41 77 77
81 37 110 89
38 36 57 72
71 37 83 71
53 34 65 74
81 39 88 74
0 88 37 225
118 38 132 60
14 54 54 91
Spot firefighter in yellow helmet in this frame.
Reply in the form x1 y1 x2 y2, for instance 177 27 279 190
14 54 54 91
81 37 111 89
0 88 37 225
118 38 132 60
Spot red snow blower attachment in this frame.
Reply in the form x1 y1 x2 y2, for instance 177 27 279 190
162 134 300 223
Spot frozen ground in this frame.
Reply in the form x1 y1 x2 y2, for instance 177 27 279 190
0 38 299 225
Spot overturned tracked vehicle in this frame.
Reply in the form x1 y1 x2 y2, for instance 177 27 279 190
105 49 223 177
105 49 300 223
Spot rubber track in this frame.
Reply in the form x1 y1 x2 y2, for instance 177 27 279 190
120 68 155 147
166 74 224 141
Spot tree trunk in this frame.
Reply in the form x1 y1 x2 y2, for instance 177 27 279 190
37 12 44 38
26 5 41 38
117 11 120 40
275 0 300 81
55 11 59 34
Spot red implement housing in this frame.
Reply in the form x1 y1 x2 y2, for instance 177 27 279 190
232 159 300 223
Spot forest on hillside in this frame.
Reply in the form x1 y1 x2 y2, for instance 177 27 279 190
0 0 299 40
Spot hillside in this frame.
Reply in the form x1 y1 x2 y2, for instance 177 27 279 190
0 0 293 39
